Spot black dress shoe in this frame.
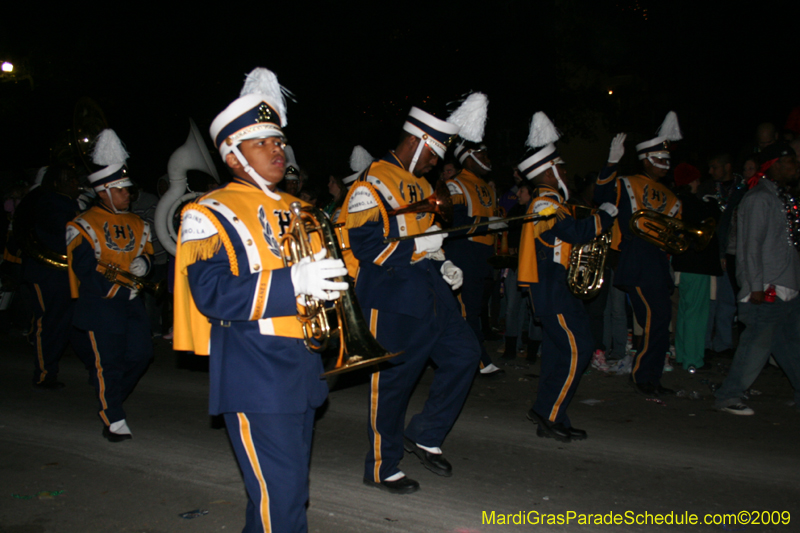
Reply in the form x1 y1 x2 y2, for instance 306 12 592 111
404 437 452 477
565 426 587 440
33 381 65 391
102 426 132 443
656 384 675 395
363 476 420 494
630 378 658 397
526 409 571 442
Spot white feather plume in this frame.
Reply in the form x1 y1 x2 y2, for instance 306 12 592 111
92 129 129 167
349 146 374 172
657 111 682 141
447 92 488 143
525 112 561 149
240 67 288 127
284 145 297 167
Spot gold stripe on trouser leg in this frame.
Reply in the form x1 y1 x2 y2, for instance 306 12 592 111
33 284 46 382
631 287 652 380
89 331 110 425
549 314 578 421
237 413 271 533
368 309 382 482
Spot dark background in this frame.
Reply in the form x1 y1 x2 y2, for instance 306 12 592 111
1 1 796 191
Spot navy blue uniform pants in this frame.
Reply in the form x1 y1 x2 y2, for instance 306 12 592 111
448 242 495 367
83 302 153 426
532 311 593 427
625 284 671 386
225 410 316 533
27 279 93 385
365 306 480 482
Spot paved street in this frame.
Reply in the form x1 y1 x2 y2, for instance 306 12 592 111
2 331 799 532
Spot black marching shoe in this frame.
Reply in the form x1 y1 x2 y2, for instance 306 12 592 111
565 426 587 440
630 378 659 397
102 426 132 443
363 475 420 494
656 383 675 395
526 409 571 443
33 380 65 391
404 437 452 477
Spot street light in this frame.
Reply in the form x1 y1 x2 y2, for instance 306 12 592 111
1 61 13 73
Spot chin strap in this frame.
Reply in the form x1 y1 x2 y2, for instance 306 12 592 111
468 151 492 172
408 139 426 175
231 144 281 201
647 155 671 170
101 188 129 214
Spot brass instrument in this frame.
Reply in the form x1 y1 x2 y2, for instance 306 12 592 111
386 179 454 226
629 209 716 255
384 210 554 243
566 206 610 300
282 202 400 376
98 260 165 299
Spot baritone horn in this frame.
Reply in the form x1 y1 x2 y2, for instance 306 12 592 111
629 209 715 255
566 206 610 300
282 202 400 376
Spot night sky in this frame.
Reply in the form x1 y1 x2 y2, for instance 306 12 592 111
1 1 796 191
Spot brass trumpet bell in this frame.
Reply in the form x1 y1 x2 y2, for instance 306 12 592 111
98 260 166 300
386 179 453 227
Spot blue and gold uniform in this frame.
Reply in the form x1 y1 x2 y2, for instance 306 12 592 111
444 168 497 368
175 178 328 532
518 184 613 428
66 203 154 427
595 164 682 387
344 152 480 484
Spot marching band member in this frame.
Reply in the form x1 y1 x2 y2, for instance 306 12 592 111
173 68 347 532
66 130 154 441
518 112 617 441
594 112 683 397
343 103 481 494
443 92 506 376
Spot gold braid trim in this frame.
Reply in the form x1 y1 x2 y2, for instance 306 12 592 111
178 204 239 276
343 182 391 237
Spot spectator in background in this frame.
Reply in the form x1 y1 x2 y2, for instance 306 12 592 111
672 163 723 372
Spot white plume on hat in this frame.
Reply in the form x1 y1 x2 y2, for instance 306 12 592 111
447 92 488 143
525 112 561 149
92 129 129 167
656 111 682 142
349 145 374 172
285 145 298 168
240 67 288 127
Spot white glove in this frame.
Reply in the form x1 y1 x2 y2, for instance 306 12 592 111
607 133 626 164
440 260 463 290
290 249 349 301
414 225 447 254
129 257 148 277
488 216 507 230
598 202 619 217
129 288 139 300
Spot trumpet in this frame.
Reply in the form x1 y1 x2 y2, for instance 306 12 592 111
97 260 165 298
629 210 716 255
282 202 400 376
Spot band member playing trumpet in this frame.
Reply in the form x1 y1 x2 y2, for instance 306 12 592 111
517 112 617 442
66 129 154 442
343 103 481 494
594 112 683 397
173 68 347 532
443 93 507 376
